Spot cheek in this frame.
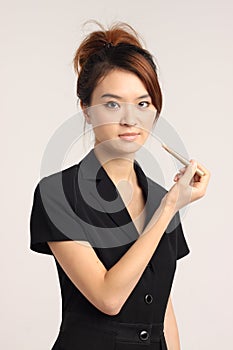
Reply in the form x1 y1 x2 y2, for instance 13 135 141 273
139 115 156 131
93 124 118 140
89 108 117 128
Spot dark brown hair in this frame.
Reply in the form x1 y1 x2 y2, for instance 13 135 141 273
73 21 162 118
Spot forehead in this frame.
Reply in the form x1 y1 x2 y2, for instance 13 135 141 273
93 69 149 99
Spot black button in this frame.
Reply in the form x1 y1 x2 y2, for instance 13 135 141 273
139 330 149 341
144 294 153 304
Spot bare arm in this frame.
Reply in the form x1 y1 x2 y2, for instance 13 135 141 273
48 198 175 316
164 295 181 350
48 160 210 316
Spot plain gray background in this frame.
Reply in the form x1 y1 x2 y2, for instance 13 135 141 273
1 0 233 349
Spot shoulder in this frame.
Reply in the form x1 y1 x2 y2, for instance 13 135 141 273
37 151 90 190
34 164 79 213
134 159 167 202
39 163 78 186
37 162 80 193
145 176 182 234
146 176 168 196
143 173 168 205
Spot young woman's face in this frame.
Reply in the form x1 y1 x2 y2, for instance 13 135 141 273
84 69 157 155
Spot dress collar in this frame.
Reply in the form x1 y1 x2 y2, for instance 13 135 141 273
79 148 148 197
77 148 155 238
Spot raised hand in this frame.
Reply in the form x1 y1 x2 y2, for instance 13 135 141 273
164 160 211 213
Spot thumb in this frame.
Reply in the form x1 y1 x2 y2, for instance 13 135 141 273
179 160 197 185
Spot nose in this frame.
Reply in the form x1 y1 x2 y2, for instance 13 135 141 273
120 103 137 126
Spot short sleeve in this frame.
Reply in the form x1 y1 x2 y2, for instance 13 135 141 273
176 222 190 260
29 176 87 255
166 211 190 260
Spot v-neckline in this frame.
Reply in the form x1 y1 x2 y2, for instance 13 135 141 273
115 183 147 237
79 148 150 239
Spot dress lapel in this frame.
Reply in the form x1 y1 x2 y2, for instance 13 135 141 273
77 148 164 243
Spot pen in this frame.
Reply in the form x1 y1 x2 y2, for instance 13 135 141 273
161 143 205 177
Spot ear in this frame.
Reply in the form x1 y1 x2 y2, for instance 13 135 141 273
81 101 92 124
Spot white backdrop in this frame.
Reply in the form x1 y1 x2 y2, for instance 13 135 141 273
1 0 233 349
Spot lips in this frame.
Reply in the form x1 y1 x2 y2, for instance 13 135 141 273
119 132 139 136
118 132 140 141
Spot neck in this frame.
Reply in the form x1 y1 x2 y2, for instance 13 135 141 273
93 145 137 187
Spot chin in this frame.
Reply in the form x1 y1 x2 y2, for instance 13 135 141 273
98 139 143 157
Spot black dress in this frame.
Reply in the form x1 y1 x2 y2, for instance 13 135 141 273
30 148 190 350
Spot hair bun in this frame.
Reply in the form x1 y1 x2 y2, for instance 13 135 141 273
73 21 144 73
73 21 162 116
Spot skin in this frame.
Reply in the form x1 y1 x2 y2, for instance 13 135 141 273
83 69 156 183
48 69 210 350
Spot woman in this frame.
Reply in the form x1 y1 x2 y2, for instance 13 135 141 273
30 22 210 350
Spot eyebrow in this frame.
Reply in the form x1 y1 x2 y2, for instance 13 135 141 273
100 93 150 100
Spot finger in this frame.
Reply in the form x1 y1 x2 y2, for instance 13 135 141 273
196 169 210 187
173 175 180 182
194 161 211 180
176 166 186 175
191 161 211 192
193 173 201 182
173 171 183 179
179 160 197 185
190 176 195 186
173 167 186 181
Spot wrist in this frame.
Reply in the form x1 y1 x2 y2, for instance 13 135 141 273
161 194 177 217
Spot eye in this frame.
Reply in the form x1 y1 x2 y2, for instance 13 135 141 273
138 101 150 109
104 101 120 109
